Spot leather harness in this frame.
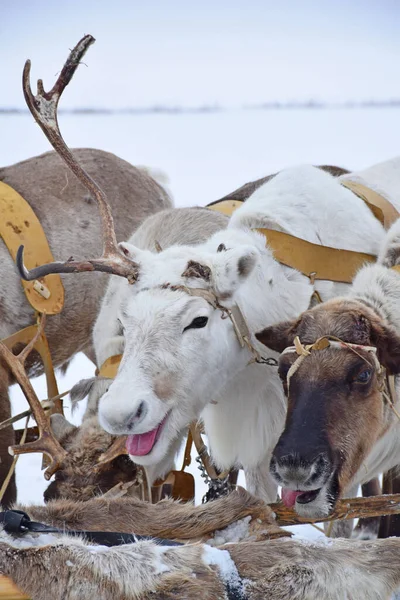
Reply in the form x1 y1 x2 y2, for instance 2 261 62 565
0 181 66 413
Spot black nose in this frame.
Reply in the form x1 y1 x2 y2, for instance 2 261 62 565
270 449 331 489
126 401 147 431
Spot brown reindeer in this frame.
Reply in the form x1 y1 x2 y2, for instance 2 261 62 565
255 254 400 526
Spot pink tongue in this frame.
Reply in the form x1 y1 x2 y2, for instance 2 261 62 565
281 488 303 508
126 424 160 456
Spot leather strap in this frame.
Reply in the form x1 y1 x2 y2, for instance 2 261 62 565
0 181 64 314
340 179 399 229
97 353 123 377
0 509 182 547
208 200 377 284
208 181 399 283
257 228 375 284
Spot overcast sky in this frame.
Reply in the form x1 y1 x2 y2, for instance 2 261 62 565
2 0 400 108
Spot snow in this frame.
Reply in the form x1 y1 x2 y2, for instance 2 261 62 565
202 544 246 597
209 516 252 546
2 107 399 546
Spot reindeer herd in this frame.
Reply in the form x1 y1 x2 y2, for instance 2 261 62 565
2 34 400 599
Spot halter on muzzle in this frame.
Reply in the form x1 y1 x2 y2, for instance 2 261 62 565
281 335 400 420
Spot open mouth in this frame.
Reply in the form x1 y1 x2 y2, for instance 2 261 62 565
125 413 169 457
281 487 322 508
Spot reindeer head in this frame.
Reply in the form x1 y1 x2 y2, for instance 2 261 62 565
44 411 138 502
97 229 262 467
256 298 400 519
15 35 278 474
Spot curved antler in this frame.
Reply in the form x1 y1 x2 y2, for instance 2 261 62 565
18 35 139 283
0 316 67 479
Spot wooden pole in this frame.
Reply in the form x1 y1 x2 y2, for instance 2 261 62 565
270 493 400 526
0 576 29 599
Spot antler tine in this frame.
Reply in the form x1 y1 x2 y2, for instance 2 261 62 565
18 313 46 365
18 35 139 284
0 330 67 479
96 436 128 468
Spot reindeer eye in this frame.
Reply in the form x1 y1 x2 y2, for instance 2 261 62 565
183 316 209 332
355 368 372 384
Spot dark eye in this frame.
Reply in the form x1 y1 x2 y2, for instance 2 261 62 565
355 368 372 384
183 316 209 332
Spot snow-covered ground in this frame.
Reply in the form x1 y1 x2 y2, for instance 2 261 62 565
1 107 400 543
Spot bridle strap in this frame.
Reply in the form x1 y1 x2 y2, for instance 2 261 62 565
283 336 400 421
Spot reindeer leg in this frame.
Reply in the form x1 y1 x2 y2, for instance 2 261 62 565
352 478 381 540
0 365 16 508
379 468 400 538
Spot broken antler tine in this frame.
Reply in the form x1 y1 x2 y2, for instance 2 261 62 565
97 436 128 468
0 341 67 479
18 35 140 284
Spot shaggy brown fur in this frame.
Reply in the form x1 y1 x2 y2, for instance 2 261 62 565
43 415 139 502
2 527 400 599
18 487 280 540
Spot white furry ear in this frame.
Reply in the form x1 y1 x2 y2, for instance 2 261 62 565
118 242 139 259
212 246 260 299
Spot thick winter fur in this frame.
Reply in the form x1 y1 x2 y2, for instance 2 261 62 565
2 507 400 599
2 489 399 599
16 487 278 540
0 148 172 506
256 218 400 520
93 158 400 511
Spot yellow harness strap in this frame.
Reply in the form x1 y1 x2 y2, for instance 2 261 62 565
257 228 375 284
208 180 398 283
340 179 399 229
209 204 375 284
97 354 123 378
0 181 64 315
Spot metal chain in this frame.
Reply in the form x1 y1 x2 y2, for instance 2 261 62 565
255 356 278 366
196 455 232 503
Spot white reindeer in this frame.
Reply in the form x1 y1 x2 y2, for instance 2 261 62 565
90 159 400 502
17 36 400 505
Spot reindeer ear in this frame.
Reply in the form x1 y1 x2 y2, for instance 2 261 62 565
370 321 400 374
213 246 259 299
256 319 299 353
70 377 96 413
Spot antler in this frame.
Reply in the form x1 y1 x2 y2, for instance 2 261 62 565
96 435 128 468
0 316 67 480
17 35 139 283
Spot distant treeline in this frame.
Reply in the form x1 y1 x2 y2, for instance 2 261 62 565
1 100 400 114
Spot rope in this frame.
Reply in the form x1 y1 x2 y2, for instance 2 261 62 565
0 390 70 432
